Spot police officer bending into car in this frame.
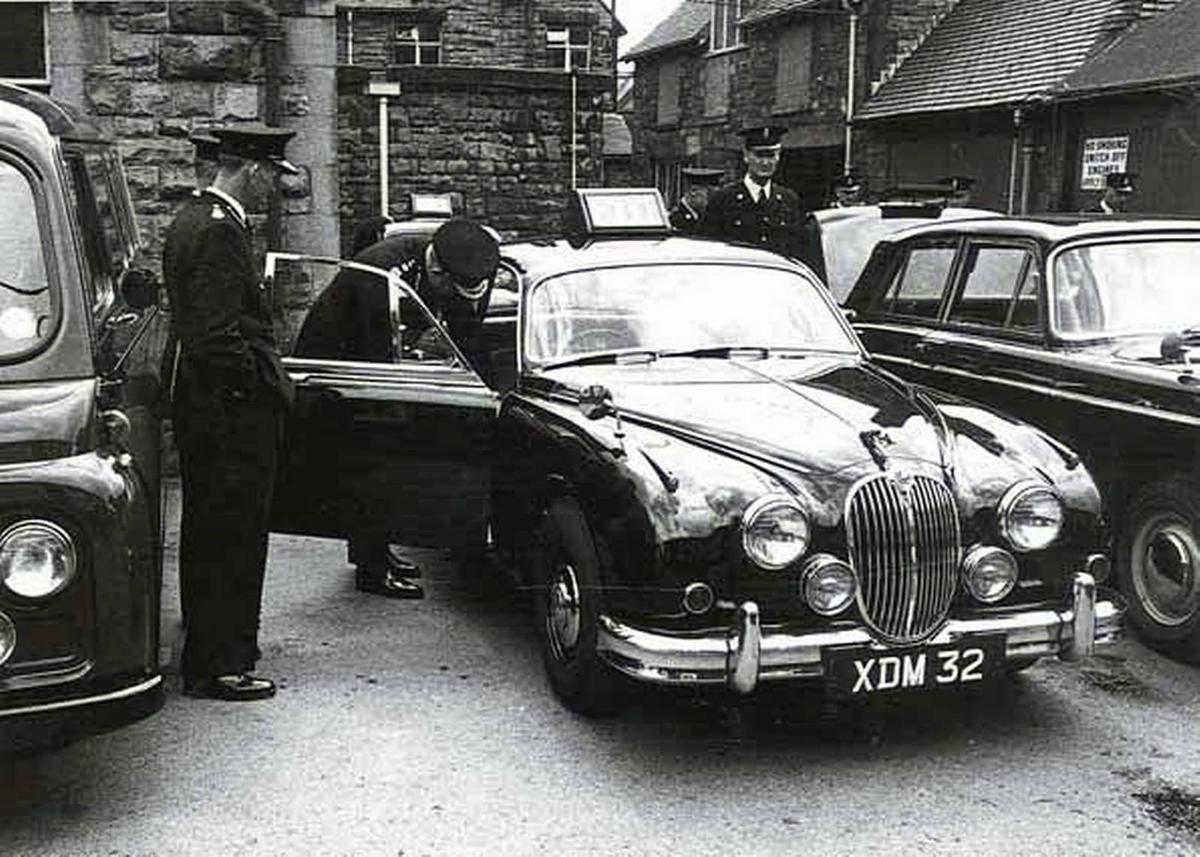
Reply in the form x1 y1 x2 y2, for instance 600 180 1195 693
292 218 500 599
162 124 298 702
698 125 808 260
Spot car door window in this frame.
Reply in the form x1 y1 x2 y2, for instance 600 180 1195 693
947 244 1037 331
879 243 955 319
0 159 54 358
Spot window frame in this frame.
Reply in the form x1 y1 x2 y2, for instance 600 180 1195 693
943 238 1045 342
393 18 442 67
0 2 49 87
0 150 61 363
546 25 591 71
709 0 745 54
875 238 961 322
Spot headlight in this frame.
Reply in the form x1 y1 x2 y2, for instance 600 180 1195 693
0 520 77 599
998 482 1063 552
802 555 857 616
962 544 1018 603
741 495 810 570
0 611 14 666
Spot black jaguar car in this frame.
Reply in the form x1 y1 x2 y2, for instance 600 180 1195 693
0 84 164 746
270 190 1122 714
844 215 1200 662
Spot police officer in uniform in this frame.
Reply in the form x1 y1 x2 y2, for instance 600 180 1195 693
292 219 501 598
669 166 725 232
1093 171 1135 214
828 171 865 208
938 175 976 206
163 124 298 701
697 125 807 259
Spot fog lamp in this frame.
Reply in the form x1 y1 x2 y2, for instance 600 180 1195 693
0 611 13 667
682 582 714 615
962 544 1018 603
0 520 77 600
802 555 857 616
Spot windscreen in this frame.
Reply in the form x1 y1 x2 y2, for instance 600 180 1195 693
0 161 52 359
525 263 857 365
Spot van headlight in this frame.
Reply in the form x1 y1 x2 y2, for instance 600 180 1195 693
0 520 77 599
742 495 810 570
998 482 1063 552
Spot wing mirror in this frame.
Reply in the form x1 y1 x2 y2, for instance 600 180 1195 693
578 384 615 420
120 266 160 311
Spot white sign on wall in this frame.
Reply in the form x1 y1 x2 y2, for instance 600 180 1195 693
1080 136 1130 190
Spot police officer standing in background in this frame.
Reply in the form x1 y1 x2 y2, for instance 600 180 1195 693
1094 171 1136 214
163 125 298 701
698 125 807 260
669 166 725 233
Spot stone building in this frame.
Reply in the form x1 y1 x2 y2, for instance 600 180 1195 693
853 0 1189 214
623 0 959 209
2 0 619 340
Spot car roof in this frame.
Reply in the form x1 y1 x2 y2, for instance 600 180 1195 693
813 204 997 228
499 234 814 282
875 214 1200 246
0 81 100 140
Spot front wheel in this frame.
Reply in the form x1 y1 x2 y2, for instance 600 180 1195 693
1116 482 1200 663
530 498 625 715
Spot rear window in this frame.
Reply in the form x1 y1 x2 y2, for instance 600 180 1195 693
879 243 956 319
0 160 54 359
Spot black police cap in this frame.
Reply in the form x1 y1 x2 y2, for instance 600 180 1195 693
1105 171 1136 192
188 131 221 162
210 123 299 175
738 124 787 149
432 218 500 290
831 171 863 192
681 166 725 185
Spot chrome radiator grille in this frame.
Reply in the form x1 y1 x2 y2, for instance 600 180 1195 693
845 473 961 644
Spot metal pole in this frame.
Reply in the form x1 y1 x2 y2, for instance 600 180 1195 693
844 12 857 173
379 95 389 217
571 69 578 189
1007 108 1022 215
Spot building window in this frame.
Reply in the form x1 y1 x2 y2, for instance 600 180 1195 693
773 24 813 113
656 60 681 127
395 20 441 66
0 3 47 85
704 54 730 118
547 26 591 71
710 0 744 52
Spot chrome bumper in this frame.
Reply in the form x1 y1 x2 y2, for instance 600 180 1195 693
596 572 1123 694
0 674 162 719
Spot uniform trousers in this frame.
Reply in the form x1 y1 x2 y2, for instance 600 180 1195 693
174 378 284 678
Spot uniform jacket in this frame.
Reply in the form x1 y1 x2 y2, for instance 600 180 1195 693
697 179 807 258
162 190 293 407
292 233 493 373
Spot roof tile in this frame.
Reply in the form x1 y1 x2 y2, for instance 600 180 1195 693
624 1 710 60
1060 0 1198 95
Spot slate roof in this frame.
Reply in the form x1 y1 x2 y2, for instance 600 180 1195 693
603 113 633 156
623 1 710 60
857 0 1141 121
1059 0 1200 96
740 0 826 26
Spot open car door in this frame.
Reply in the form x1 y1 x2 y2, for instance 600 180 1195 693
268 253 497 550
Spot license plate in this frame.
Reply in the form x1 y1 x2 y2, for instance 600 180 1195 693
824 636 1006 695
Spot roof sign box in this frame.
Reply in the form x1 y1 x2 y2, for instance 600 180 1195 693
410 193 454 218
1081 136 1129 190
569 188 671 235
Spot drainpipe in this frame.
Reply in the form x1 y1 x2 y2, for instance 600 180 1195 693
1007 108 1023 215
844 9 858 173
571 68 578 189
243 1 284 249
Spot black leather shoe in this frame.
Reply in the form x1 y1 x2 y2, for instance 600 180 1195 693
184 673 276 701
385 546 421 578
356 567 425 599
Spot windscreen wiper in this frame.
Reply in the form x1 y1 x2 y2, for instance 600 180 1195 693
540 349 660 371
658 345 811 360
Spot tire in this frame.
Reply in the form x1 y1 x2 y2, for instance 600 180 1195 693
530 498 625 715
1116 482 1200 663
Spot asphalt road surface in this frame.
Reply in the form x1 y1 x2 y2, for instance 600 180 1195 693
1 483 1198 856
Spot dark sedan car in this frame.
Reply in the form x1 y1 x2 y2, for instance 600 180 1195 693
0 84 164 746
269 191 1121 714
844 215 1200 662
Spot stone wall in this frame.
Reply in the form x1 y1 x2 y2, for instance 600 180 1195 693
338 66 610 246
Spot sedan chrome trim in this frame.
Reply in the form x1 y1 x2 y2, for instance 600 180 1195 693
869 351 1200 428
596 573 1121 692
0 674 162 719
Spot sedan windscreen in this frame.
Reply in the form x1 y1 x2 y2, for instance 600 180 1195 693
1053 239 1200 337
525 263 857 365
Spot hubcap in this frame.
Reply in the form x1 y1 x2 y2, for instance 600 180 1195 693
1132 513 1200 627
546 563 582 662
